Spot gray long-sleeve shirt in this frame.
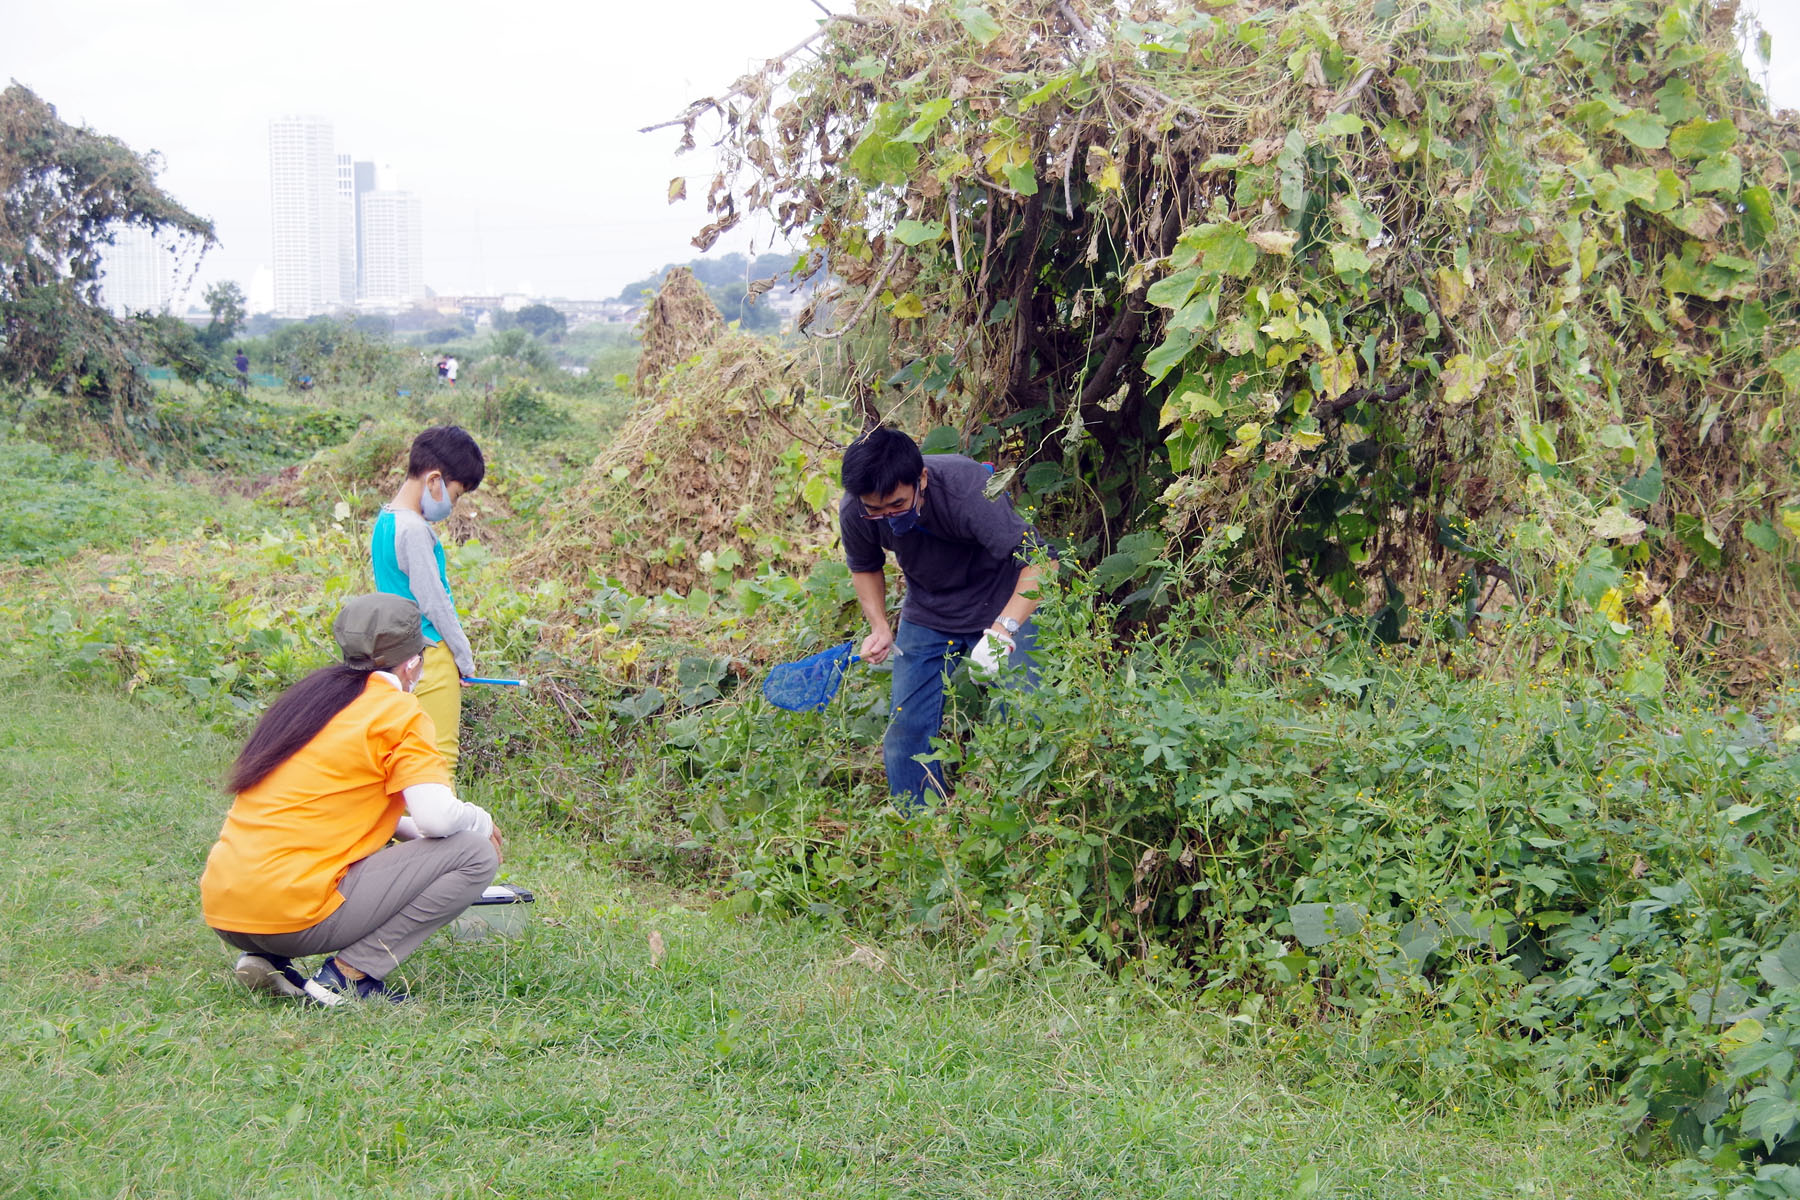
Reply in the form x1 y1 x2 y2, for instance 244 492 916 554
374 505 475 676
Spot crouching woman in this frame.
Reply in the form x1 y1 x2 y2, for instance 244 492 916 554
200 593 503 1005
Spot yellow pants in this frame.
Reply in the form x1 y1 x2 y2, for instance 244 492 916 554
413 642 462 772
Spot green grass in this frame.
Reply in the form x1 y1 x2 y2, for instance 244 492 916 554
0 686 1684 1199
0 439 267 566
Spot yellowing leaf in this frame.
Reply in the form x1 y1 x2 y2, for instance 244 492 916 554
1435 267 1466 318
1182 389 1224 418
1720 1017 1765 1053
1591 506 1647 541
1317 348 1357 400
1650 597 1674 636
1159 401 1181 429
1440 353 1488 406
667 176 688 203
1781 508 1800 538
1290 427 1325 450
1597 587 1627 625
1225 422 1263 462
1249 229 1299 256
889 292 927 319
982 135 1030 181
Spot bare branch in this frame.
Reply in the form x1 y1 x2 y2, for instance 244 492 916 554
1056 0 1097 47
948 193 965 271
806 248 903 340
1328 67 1380 115
638 18 865 134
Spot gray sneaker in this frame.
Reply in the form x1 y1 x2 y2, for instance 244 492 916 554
233 953 311 999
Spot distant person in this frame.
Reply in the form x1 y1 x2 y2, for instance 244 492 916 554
371 425 485 772
233 348 250 392
838 427 1053 808
201 593 502 1005
436 355 449 384
446 355 459 386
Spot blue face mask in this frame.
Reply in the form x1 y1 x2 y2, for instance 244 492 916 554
421 476 456 523
884 483 924 535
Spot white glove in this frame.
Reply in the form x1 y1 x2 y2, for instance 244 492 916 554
968 629 1015 683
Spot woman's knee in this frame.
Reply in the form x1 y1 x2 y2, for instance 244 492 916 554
446 830 500 883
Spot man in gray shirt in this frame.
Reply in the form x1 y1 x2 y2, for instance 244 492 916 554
838 427 1052 806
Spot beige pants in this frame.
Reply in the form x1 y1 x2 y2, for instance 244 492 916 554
412 642 462 772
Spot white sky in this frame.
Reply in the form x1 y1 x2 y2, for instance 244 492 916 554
4 0 1798 303
3 0 825 300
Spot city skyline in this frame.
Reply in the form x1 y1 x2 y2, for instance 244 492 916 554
267 117 425 318
5 0 832 307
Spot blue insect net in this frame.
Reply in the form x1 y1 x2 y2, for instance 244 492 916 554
762 641 858 712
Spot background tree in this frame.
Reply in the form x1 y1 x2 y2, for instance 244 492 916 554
0 83 214 427
196 281 246 353
616 250 809 332
665 0 1800 674
511 302 568 342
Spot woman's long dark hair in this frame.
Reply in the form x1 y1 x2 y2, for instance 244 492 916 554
226 664 375 793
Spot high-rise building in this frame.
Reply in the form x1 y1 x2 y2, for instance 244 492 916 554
98 225 180 316
360 186 424 307
335 154 358 305
352 160 376 296
268 115 343 317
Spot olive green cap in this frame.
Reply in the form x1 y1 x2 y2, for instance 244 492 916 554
332 594 427 670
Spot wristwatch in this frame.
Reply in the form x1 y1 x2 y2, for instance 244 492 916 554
996 616 1022 635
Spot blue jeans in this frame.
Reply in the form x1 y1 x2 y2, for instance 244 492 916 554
885 618 1039 805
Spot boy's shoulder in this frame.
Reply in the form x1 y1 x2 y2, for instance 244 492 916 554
384 505 434 534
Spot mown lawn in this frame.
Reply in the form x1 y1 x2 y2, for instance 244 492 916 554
0 687 1681 1199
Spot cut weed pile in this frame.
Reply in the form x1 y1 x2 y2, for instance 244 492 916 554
631 266 724 392
523 274 853 596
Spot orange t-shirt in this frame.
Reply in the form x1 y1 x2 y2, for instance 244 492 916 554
200 675 450 934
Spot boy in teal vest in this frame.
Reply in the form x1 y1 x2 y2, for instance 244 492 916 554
371 425 485 771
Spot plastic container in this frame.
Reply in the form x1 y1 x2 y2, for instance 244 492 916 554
452 884 536 939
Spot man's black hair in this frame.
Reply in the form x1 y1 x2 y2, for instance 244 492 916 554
841 426 923 498
408 424 486 490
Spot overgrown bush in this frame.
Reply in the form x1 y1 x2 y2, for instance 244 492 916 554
579 554 1800 1181
677 0 1800 682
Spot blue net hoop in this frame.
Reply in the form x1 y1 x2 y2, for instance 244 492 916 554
762 641 857 712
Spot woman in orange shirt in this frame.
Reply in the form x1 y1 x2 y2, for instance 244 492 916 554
201 593 503 1005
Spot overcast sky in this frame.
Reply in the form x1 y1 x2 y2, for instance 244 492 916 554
5 0 1798 304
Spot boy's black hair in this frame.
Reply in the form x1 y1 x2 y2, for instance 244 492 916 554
840 426 923 499
408 424 486 490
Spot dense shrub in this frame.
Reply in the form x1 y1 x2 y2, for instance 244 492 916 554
607 559 1800 1177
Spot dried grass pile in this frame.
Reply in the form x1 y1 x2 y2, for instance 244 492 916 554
632 267 726 393
522 294 851 595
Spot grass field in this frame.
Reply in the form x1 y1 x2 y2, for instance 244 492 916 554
0 685 1683 1199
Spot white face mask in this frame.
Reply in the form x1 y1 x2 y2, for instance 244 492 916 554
420 475 455 523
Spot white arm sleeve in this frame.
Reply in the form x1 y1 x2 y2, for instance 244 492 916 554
401 782 494 839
